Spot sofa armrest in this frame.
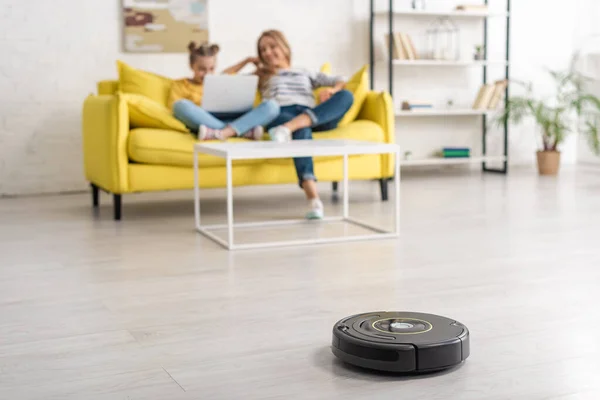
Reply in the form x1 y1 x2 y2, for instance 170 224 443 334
358 91 396 177
82 94 130 194
358 91 395 144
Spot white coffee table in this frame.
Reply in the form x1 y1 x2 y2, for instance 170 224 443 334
193 140 401 250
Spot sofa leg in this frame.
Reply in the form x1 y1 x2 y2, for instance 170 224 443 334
113 195 122 221
379 179 389 202
332 182 339 193
91 184 99 208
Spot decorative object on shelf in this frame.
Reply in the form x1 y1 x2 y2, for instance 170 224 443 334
446 99 455 108
404 151 413 160
122 0 209 53
412 0 427 10
474 45 485 60
472 80 507 110
496 69 600 176
426 17 460 61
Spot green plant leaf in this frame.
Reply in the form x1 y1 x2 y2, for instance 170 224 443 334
498 67 600 153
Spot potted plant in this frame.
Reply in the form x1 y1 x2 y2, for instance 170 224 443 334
497 69 600 175
473 45 484 60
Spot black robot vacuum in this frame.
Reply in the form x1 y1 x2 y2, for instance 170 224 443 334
331 311 470 373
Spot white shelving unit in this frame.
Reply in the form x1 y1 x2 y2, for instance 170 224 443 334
376 10 509 18
369 0 510 174
401 155 506 166
392 59 508 67
396 109 490 117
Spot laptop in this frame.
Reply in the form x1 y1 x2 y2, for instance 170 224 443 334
201 75 259 114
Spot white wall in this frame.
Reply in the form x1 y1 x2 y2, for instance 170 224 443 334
0 0 595 196
574 0 600 166
0 0 367 196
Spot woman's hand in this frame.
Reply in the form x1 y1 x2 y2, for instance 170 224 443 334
318 81 346 103
318 88 336 103
222 57 261 75
246 56 260 67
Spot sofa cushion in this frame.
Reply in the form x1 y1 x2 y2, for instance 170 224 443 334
128 129 262 168
117 61 173 107
121 92 189 133
314 119 384 142
128 120 386 169
265 120 386 165
337 65 369 127
98 80 119 95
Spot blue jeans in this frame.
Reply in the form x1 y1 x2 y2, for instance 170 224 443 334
267 89 354 187
172 99 280 136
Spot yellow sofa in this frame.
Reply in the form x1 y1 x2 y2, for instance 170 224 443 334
82 78 395 220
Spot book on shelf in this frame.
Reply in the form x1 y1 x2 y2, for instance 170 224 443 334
455 4 489 11
442 147 471 158
472 80 508 110
385 33 401 60
397 33 419 60
384 32 419 60
487 80 508 109
472 84 495 109
401 101 433 110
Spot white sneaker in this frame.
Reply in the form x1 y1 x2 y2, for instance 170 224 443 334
305 198 324 220
268 126 292 143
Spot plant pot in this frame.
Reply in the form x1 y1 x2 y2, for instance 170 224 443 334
536 151 561 175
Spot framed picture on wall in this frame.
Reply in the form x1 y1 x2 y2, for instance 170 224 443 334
122 0 209 53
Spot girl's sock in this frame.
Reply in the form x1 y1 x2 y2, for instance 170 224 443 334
198 125 225 141
243 126 264 141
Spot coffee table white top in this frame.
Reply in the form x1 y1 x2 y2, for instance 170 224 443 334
195 140 399 160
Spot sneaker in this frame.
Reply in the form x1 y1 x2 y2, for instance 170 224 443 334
198 125 224 141
243 126 264 141
305 198 324 220
268 126 292 143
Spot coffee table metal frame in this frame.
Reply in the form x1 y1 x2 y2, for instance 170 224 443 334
193 140 400 250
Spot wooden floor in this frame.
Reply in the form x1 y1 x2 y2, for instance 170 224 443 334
1 168 600 399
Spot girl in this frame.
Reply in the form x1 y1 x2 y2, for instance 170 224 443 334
169 42 280 141
256 30 354 220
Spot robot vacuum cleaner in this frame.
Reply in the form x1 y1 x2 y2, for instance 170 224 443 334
331 311 470 373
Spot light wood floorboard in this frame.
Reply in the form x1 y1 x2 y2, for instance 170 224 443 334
1 168 599 399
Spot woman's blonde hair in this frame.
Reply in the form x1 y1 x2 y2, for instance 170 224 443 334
257 30 292 65
256 30 291 88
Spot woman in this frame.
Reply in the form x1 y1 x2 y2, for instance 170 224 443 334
169 42 280 141
256 30 354 219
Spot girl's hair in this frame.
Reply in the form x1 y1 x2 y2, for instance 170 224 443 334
257 30 292 64
188 41 220 65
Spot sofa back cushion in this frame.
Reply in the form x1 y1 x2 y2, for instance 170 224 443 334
117 61 173 107
98 80 119 95
337 65 369 127
121 92 189 133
